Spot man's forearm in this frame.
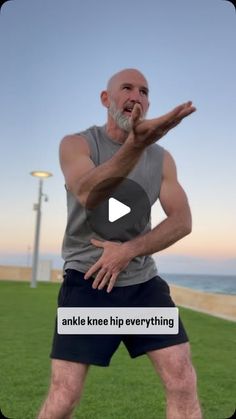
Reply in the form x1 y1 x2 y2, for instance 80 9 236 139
124 212 192 259
78 140 144 207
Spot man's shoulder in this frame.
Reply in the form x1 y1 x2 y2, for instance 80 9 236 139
147 142 166 157
76 125 104 137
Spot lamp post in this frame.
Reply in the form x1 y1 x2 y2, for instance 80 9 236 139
30 171 52 288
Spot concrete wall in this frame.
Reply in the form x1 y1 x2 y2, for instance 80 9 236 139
0 265 235 321
0 265 63 283
170 285 236 322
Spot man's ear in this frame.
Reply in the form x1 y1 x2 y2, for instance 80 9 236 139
100 90 110 108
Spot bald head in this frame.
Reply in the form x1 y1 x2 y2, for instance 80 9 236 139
107 68 149 93
100 68 150 133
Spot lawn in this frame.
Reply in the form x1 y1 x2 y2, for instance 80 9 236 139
0 281 235 419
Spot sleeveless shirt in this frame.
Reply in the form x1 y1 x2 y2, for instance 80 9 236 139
62 125 165 287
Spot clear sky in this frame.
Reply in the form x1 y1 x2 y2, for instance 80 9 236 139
0 0 235 274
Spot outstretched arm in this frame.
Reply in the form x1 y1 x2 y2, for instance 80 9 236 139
60 102 195 208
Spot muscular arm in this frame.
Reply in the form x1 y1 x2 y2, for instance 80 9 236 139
124 150 192 258
59 134 144 208
60 101 195 208
85 150 192 292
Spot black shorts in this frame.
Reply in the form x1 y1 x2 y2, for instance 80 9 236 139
50 269 188 367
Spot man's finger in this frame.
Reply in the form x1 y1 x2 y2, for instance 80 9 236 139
161 103 187 122
177 106 196 120
84 260 101 279
131 103 142 125
107 273 118 293
170 109 195 128
158 102 196 126
92 268 107 288
97 271 111 290
91 238 105 248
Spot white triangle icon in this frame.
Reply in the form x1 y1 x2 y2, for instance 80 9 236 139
108 198 131 222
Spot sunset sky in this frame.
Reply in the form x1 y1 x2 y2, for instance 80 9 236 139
0 0 235 274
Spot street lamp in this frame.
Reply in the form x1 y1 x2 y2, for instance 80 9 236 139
30 170 52 288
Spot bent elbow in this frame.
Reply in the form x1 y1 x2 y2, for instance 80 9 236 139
77 194 87 208
76 187 95 209
182 218 192 237
67 181 88 208
176 211 192 238
76 189 88 208
184 223 192 236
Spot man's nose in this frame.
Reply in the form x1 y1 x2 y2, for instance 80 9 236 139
129 89 142 103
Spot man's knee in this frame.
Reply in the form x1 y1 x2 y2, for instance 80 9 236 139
49 360 89 407
165 362 197 396
148 343 198 396
50 377 80 408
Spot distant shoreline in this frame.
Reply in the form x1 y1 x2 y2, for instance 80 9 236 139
162 272 236 296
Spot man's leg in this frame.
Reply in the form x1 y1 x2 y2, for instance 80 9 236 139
147 342 202 419
37 359 89 419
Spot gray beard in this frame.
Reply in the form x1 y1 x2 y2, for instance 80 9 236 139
108 101 133 133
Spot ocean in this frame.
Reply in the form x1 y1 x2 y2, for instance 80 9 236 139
161 273 236 295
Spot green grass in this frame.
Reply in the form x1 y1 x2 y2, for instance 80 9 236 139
0 280 235 419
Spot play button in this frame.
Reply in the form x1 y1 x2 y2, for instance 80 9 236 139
108 198 131 222
85 177 151 241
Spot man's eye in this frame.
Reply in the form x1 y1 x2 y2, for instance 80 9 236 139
123 86 131 90
140 89 148 96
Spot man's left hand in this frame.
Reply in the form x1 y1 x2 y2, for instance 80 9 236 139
84 239 133 292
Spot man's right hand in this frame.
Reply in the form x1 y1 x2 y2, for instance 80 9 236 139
127 101 196 148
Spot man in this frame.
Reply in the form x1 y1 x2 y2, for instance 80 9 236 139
38 68 202 419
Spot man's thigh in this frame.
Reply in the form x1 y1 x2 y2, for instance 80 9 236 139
51 269 122 366
122 276 189 358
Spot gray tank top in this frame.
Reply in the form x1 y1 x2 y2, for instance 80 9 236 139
62 125 165 287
